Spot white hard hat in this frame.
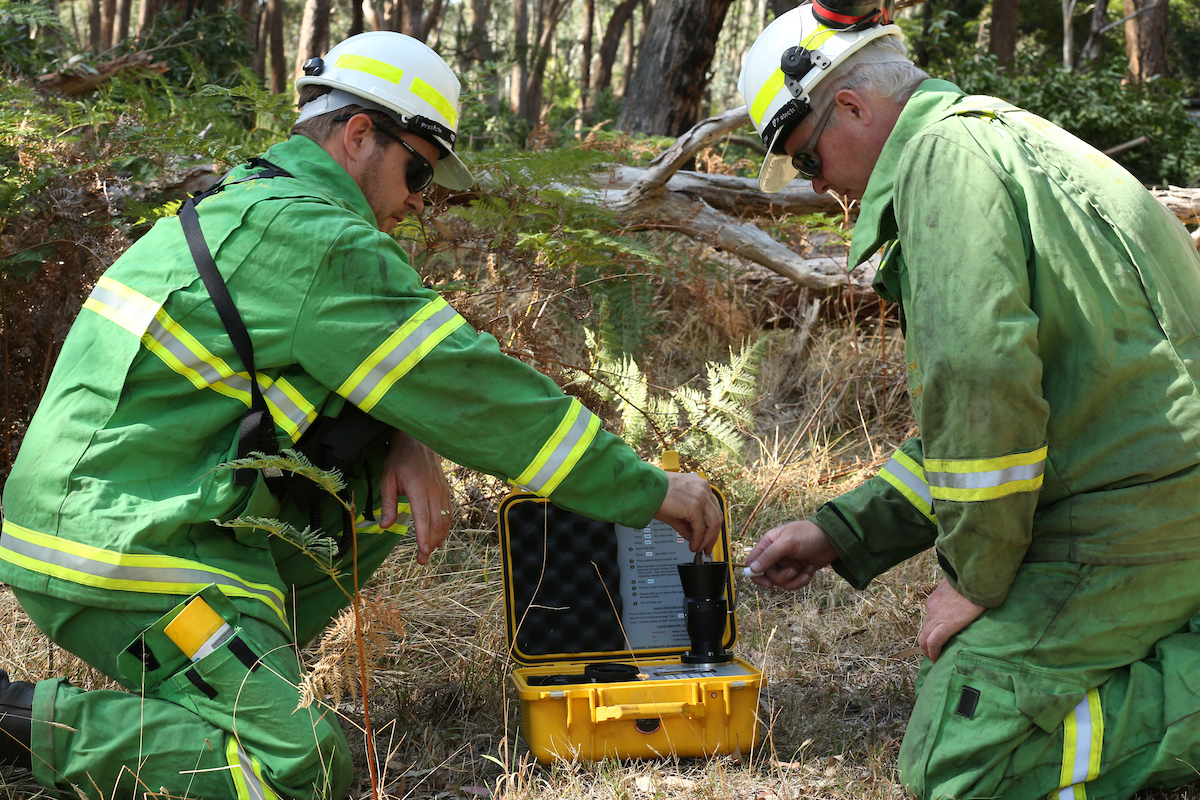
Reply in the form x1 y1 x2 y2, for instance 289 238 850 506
297 31 474 191
737 1 903 193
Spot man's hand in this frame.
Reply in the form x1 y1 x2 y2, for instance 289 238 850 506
379 431 451 565
653 471 723 553
745 521 839 590
918 579 986 662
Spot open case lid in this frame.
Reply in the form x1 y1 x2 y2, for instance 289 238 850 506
498 476 735 667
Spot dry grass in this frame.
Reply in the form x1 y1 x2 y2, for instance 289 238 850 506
3 256 1200 800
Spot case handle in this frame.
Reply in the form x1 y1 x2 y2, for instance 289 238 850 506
594 701 706 722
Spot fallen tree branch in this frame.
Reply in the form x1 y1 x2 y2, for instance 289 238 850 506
1152 186 1200 226
38 52 169 96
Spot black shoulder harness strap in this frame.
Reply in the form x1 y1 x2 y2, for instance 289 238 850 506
178 157 295 486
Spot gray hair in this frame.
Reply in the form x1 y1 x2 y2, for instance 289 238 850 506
808 36 929 120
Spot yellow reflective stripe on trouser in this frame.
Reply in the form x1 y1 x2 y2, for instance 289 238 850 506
0 520 288 624
925 445 1047 502
227 738 281 800
337 298 465 412
1052 688 1104 800
877 450 937 523
142 305 316 441
515 400 601 496
84 275 162 336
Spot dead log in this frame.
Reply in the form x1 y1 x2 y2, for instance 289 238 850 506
595 166 844 218
38 52 170 96
1151 186 1200 227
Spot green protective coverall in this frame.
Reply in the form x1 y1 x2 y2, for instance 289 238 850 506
0 134 668 799
809 80 1200 799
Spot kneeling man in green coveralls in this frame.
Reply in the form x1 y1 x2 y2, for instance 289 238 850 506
739 2 1200 798
0 32 722 799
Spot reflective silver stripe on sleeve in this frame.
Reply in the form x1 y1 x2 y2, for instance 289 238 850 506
926 460 1045 490
145 317 313 440
89 281 159 334
883 456 933 507
523 406 595 493
345 303 460 407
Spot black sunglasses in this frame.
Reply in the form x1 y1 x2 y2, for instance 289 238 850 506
335 112 436 193
371 121 436 194
791 101 836 180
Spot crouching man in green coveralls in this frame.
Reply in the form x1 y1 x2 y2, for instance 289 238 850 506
738 3 1200 798
0 32 724 800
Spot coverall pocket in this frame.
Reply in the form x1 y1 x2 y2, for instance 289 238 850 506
903 651 1087 800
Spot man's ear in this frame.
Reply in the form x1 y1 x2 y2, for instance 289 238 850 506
340 113 376 164
835 88 874 127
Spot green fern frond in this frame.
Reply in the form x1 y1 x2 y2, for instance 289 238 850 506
221 516 339 575
210 449 346 496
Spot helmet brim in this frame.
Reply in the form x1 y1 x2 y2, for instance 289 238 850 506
757 123 801 194
433 144 474 190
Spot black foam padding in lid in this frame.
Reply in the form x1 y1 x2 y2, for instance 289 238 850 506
504 500 626 657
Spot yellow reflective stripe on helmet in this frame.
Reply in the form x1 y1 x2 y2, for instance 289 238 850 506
750 69 786 127
0 520 288 624
83 275 161 337
516 400 600 496
336 53 404 85
141 305 315 442
877 450 937 523
1054 688 1103 800
925 445 1046 502
227 738 281 800
337 298 465 412
411 76 458 128
800 25 836 50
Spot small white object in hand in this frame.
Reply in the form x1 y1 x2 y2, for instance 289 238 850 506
743 566 765 578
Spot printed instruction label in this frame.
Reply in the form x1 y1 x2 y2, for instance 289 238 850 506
614 518 693 649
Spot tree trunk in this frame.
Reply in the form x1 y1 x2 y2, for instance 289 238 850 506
591 0 638 95
111 0 131 45
362 0 382 31
349 0 365 37
422 0 446 44
294 0 331 91
1079 0 1109 63
617 0 735 136
135 0 158 38
253 1 268 77
578 0 594 127
988 0 1018 66
268 0 286 93
510 0 529 115
915 0 933 67
1062 0 1077 67
1123 0 1168 81
619 8 635 97
522 0 573 123
99 0 114 48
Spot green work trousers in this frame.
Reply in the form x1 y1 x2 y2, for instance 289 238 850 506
14 488 406 800
898 558 1200 799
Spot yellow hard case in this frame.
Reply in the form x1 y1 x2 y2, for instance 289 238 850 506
498 482 762 764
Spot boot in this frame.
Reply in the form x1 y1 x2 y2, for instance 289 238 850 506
0 669 34 769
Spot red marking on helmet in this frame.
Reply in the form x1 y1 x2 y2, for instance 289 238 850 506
815 6 877 23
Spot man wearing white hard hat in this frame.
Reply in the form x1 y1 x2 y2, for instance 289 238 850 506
738 2 1200 797
0 32 723 798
